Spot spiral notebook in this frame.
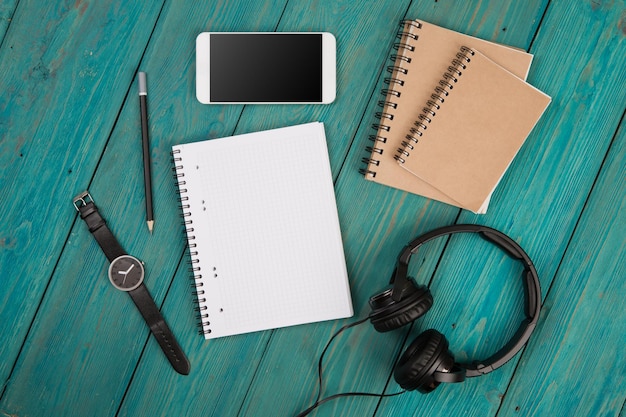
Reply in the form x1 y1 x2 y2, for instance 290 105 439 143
395 48 551 212
173 122 353 339
363 19 535 213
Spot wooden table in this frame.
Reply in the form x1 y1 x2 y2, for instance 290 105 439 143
1 1 624 416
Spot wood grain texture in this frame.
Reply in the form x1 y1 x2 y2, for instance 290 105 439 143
0 0 165 395
499 117 625 416
0 0 17 43
0 0 624 416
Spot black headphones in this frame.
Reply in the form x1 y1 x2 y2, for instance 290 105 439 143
368 224 541 393
296 224 542 417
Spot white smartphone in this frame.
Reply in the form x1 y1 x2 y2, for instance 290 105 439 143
196 32 336 104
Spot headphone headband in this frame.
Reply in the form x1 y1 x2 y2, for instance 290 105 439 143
391 224 541 378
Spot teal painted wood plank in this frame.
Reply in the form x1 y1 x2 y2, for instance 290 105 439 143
0 1 289 416
0 1 623 417
0 0 17 43
378 1 626 417
497 118 625 415
0 0 164 397
235 2 551 417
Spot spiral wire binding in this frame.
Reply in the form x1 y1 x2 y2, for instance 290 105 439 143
395 46 475 164
171 149 212 335
360 20 422 178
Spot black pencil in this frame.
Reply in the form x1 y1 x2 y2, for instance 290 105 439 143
138 72 154 233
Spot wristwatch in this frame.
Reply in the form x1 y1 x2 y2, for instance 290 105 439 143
73 191 190 375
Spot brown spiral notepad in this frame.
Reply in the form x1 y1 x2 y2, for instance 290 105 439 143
362 19 535 213
395 48 551 213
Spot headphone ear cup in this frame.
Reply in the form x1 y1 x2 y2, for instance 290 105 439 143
394 329 455 393
369 282 433 332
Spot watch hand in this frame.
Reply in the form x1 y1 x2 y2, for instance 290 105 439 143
118 270 128 285
118 264 135 275
117 264 135 285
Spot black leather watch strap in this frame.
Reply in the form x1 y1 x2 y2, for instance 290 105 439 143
129 284 191 375
73 191 190 375
75 197 125 262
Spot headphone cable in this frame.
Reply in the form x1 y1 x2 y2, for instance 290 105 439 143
294 316 406 417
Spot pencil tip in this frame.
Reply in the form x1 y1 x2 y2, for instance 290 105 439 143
147 220 154 234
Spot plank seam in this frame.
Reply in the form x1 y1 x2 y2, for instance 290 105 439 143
495 95 626 417
526 0 552 52
235 332 276 417
0 0 20 50
0 217 80 403
490 5 554 413
115 248 187 417
0 0 169 409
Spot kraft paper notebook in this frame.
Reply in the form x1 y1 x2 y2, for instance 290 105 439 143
395 48 551 213
173 122 353 339
363 19 534 213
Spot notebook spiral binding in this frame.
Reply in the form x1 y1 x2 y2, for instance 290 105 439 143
360 20 422 178
171 149 211 336
395 46 475 164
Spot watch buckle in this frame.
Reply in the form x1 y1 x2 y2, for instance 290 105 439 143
72 191 94 211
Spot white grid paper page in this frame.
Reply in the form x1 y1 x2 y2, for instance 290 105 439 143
173 122 353 339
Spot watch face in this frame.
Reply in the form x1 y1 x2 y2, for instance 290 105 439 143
108 255 144 291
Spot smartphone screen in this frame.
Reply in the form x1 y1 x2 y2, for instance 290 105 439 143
196 33 336 104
